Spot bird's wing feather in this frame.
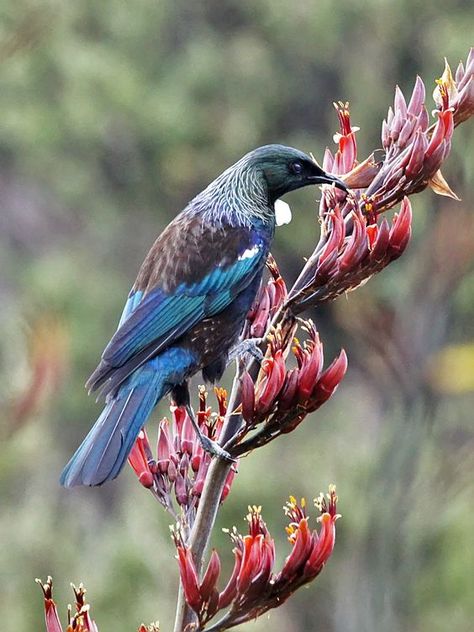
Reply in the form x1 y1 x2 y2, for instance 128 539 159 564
87 217 267 393
103 249 263 366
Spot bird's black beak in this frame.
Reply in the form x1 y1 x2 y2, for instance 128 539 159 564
308 171 348 193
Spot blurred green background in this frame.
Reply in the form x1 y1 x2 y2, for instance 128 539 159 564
1 1 473 631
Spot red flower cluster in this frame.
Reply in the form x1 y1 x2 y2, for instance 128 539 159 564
36 577 99 632
249 322 345 420
232 321 347 456
288 196 412 312
286 52 474 316
175 487 339 631
128 388 237 520
287 102 415 312
365 74 454 209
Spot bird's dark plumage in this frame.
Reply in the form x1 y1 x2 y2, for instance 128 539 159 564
61 144 346 487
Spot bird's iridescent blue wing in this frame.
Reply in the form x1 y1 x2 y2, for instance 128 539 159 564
87 218 268 395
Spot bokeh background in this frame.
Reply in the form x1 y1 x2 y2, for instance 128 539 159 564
1 2 473 631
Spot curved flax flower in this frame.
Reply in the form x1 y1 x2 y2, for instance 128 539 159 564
174 488 339 631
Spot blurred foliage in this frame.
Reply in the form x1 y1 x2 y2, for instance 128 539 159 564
0 1 473 631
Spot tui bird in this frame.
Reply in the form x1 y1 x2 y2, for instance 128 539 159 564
61 144 346 487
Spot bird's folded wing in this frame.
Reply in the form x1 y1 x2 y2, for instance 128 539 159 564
87 239 265 393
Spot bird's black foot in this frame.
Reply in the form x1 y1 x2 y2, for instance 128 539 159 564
200 434 235 462
228 337 264 365
185 404 234 462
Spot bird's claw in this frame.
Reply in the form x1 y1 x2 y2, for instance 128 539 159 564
228 337 264 365
200 435 235 463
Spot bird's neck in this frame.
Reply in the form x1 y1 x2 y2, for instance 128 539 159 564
189 162 275 230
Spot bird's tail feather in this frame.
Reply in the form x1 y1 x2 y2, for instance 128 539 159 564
60 369 167 487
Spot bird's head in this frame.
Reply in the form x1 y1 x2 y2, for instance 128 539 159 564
244 144 347 204
191 144 348 228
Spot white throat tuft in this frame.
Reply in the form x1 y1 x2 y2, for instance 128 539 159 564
274 199 292 226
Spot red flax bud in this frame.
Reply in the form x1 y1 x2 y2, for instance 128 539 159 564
254 350 286 416
128 430 154 488
408 75 425 116
404 131 428 178
180 408 195 455
175 470 188 506
217 547 243 610
250 288 271 338
388 197 412 258
322 145 335 172
369 217 390 262
452 49 474 125
315 245 339 282
176 545 223 626
191 431 204 472
279 515 313 582
295 325 324 402
338 210 368 272
200 549 221 604
318 205 345 263
191 452 211 497
270 276 287 314
240 370 256 424
157 418 173 474
277 367 300 411
266 254 288 313
177 547 202 612
171 406 182 435
310 349 348 408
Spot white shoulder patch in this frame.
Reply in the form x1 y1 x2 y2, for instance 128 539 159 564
238 244 261 261
274 199 292 226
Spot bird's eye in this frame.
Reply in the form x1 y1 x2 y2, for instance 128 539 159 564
290 161 303 175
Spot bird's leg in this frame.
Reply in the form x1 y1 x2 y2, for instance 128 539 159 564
184 404 234 462
227 337 264 366
171 381 233 462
